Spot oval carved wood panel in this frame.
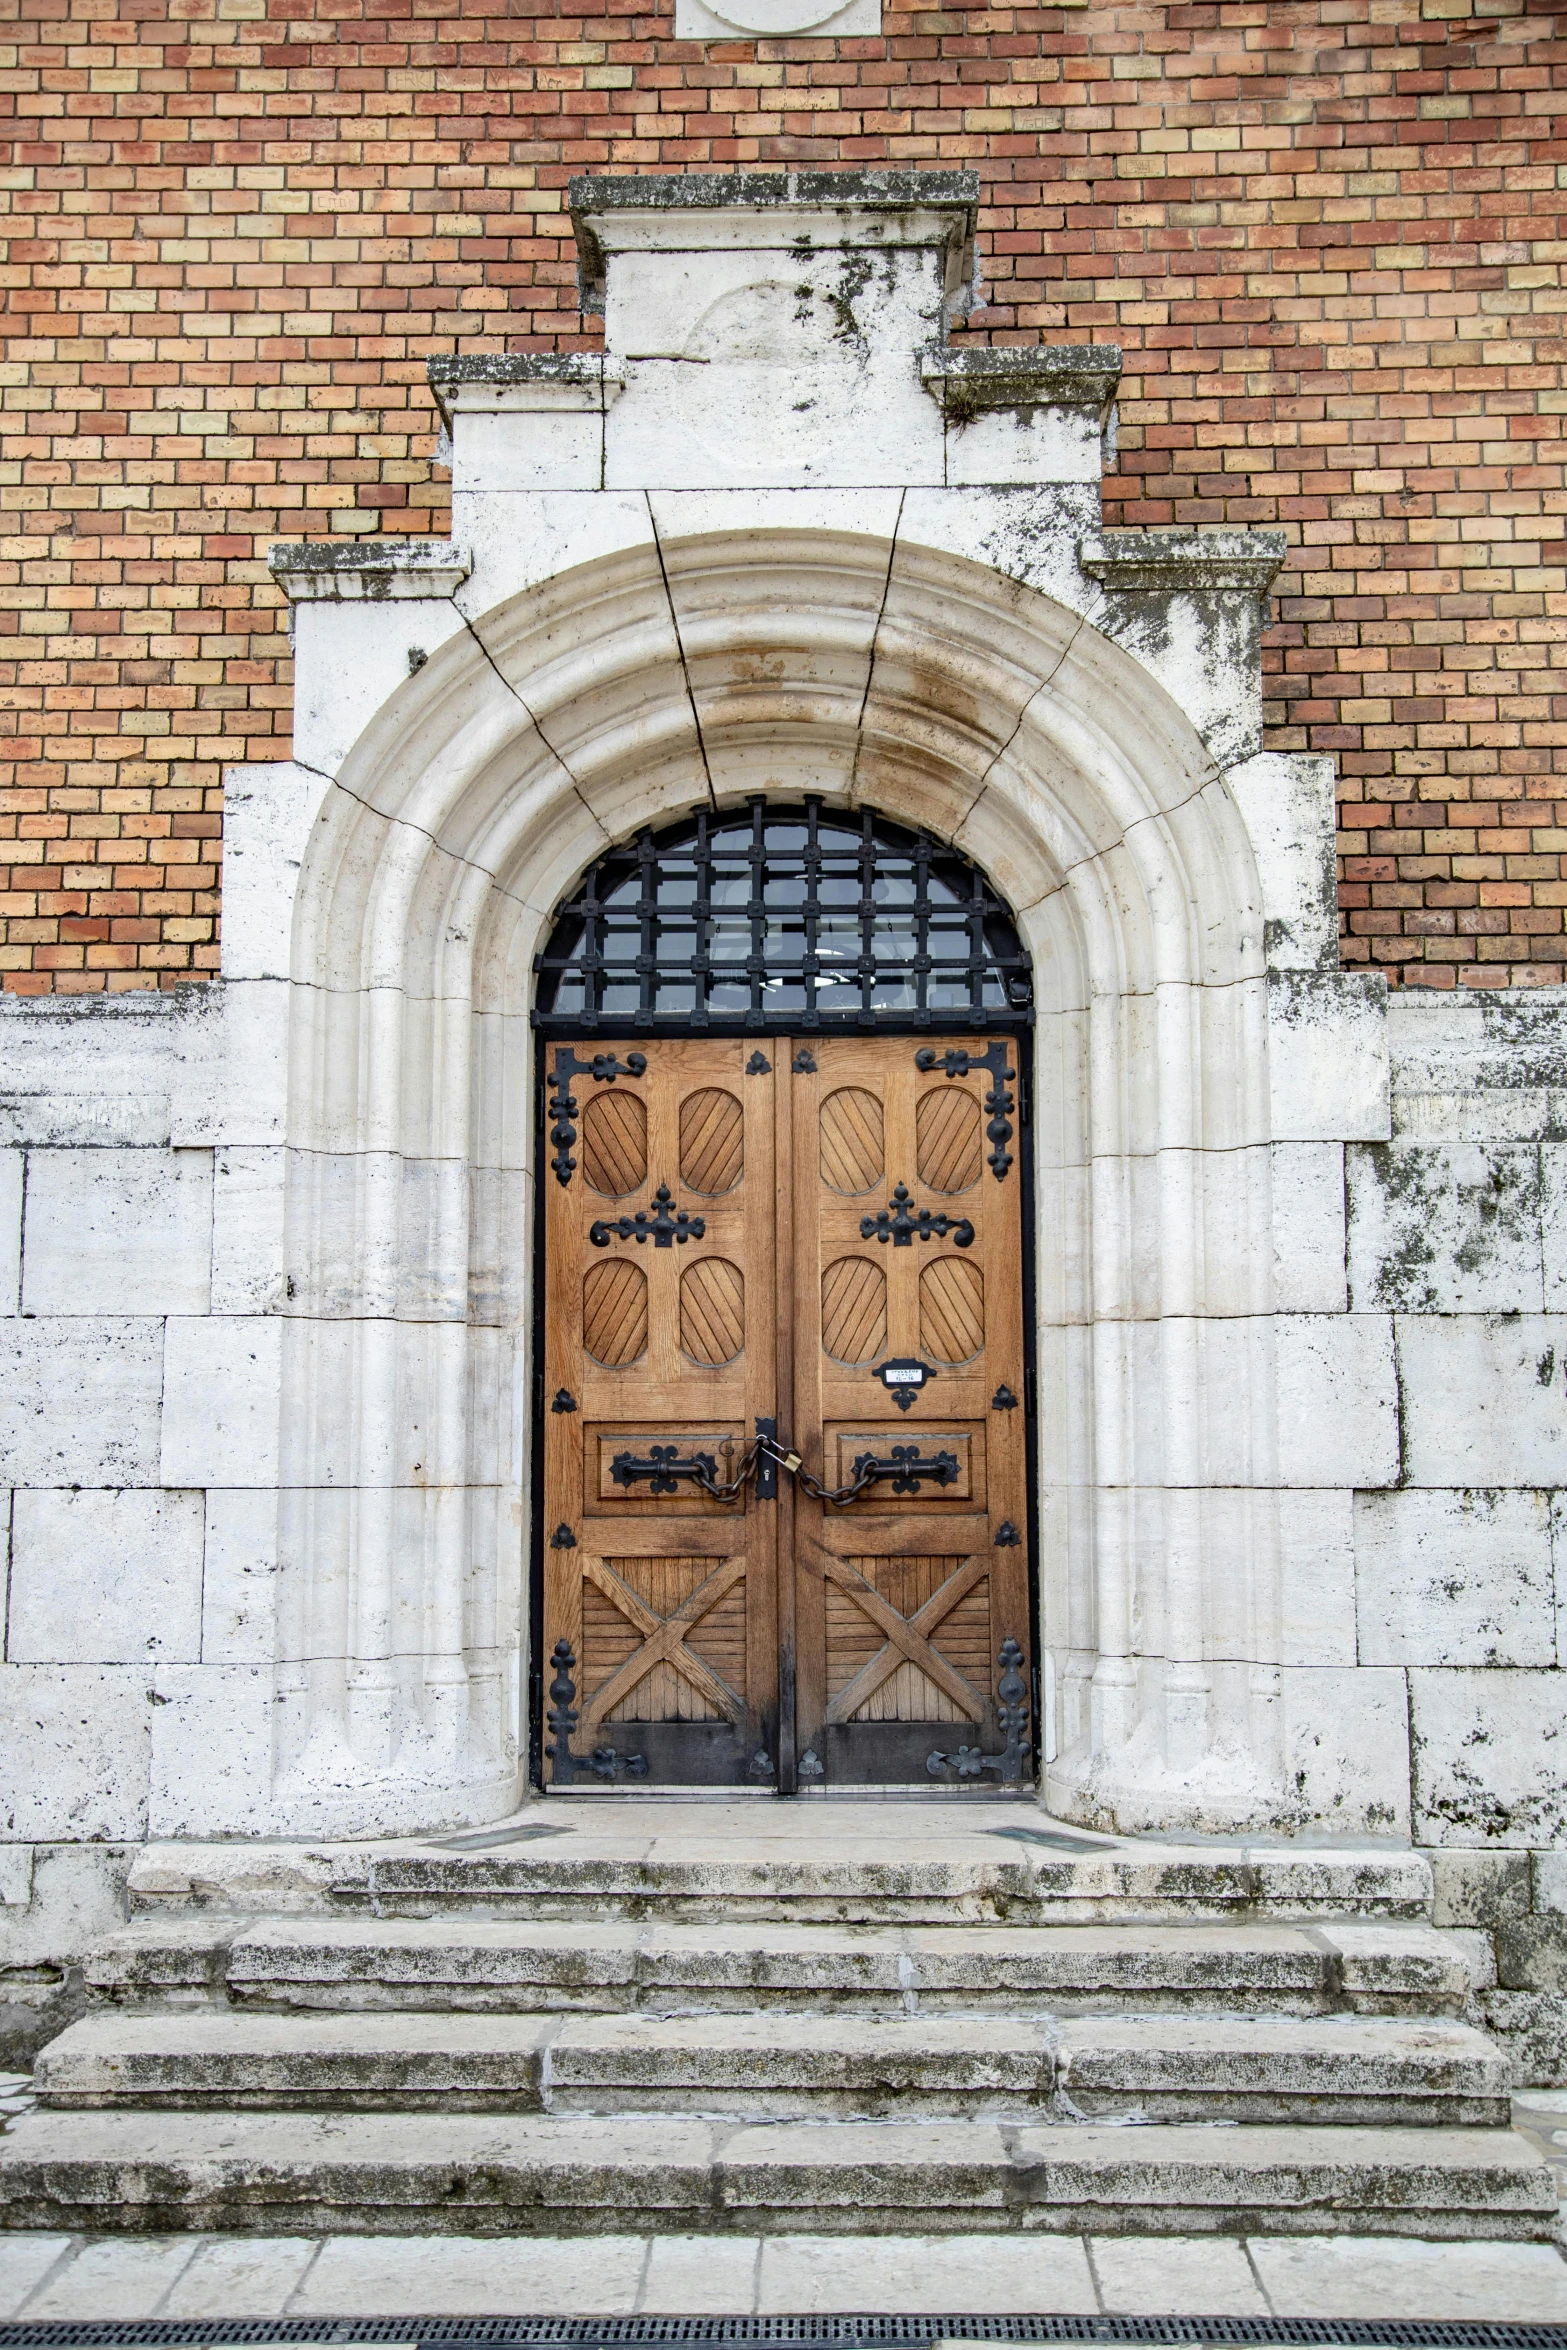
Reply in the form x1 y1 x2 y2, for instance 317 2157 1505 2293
821 1254 888 1366
582 1258 648 1368
680 1258 746 1367
919 1256 985 1365
581 1090 647 1198
916 1086 982 1195
819 1087 884 1195
680 1089 744 1196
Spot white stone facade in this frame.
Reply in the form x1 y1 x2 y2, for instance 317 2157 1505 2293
0 173 1562 2045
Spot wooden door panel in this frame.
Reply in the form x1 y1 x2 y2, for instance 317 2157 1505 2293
542 1029 1031 1790
791 1035 1030 1786
543 1040 778 1786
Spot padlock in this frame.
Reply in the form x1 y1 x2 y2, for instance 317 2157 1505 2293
782 1450 803 1475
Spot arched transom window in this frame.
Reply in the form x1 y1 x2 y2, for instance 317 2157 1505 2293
534 798 1032 1037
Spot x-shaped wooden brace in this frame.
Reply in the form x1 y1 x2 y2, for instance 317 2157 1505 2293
578 1552 747 1733
822 1551 990 1726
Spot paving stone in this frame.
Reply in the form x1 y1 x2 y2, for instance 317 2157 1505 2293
1247 2232 1567 2319
159 2235 323 2316
0 2235 74 2318
754 2232 1099 2313
297 2232 649 2314
640 2233 760 2311
1088 2234 1267 2314
23 2235 201 2316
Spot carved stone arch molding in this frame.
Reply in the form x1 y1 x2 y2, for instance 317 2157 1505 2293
266 523 1297 1839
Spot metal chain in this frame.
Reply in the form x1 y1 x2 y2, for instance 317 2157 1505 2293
683 1434 878 1509
788 1450 881 1508
684 1439 763 1503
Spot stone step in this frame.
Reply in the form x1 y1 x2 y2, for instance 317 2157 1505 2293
86 1912 1473 2018
127 1821 1436 1927
33 2007 1510 2126
0 2107 1550 2240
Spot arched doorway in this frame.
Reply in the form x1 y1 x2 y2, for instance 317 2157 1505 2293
533 798 1037 1794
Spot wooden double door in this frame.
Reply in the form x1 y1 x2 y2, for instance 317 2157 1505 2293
540 1035 1032 1790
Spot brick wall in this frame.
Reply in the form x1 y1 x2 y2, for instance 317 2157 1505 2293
1 0 1563 991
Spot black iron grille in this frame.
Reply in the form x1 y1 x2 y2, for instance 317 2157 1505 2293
533 799 1033 1037
2 2319 1564 2349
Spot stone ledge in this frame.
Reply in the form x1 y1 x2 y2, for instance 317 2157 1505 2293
1079 528 1288 597
268 540 473 604
569 169 979 311
920 344 1121 419
427 354 625 429
570 168 980 218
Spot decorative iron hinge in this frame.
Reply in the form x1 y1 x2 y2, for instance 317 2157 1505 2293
590 1184 706 1249
860 1182 974 1249
548 1047 647 1188
849 1444 960 1495
610 1445 721 1496
915 1041 1015 1181
927 1637 1030 1785
546 1639 649 1786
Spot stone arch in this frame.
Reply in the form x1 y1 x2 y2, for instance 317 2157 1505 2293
268 524 1283 1837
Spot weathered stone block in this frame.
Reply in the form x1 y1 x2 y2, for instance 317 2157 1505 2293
1354 1489 1556 1667
1279 1668 1411 1837
0 1321 163 1487
1270 1144 1347 1314
1224 754 1338 974
1347 1143 1543 1315
1476 1987 1567 2090
0 1148 19 1315
1275 1315 1399 1489
159 1318 283 1489
0 1669 152 1840
1496 1913 1567 1995
200 1489 280 1665
1267 972 1390 1144
1425 1849 1533 1929
1534 1850 1567 1916
1397 1315 1567 1487
210 1148 287 1316
1278 1490 1357 1667
21 1147 212 1317
7 1489 204 1665
147 1666 277 1839
1411 1668 1567 1847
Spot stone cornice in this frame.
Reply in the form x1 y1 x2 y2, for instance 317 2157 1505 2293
569 169 979 313
1079 529 1288 597
920 344 1121 419
570 167 980 219
426 354 624 430
268 539 472 603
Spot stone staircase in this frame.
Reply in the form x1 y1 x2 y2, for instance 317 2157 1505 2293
0 1802 1556 2243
